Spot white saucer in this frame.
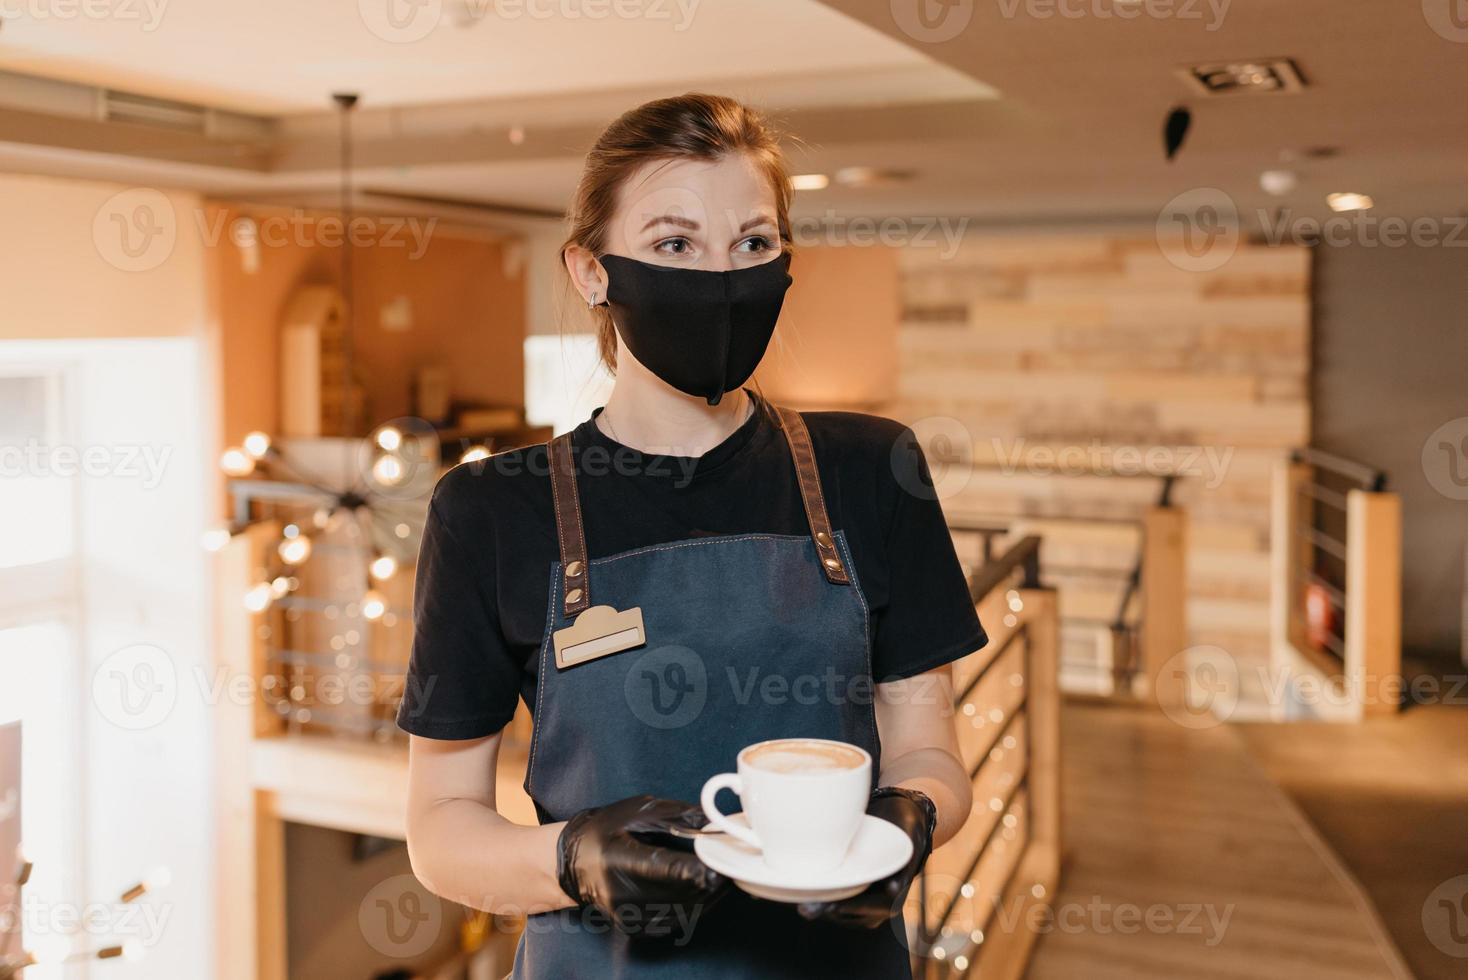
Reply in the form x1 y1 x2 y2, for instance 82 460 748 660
694 813 913 904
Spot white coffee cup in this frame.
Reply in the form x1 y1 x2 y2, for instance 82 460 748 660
700 738 872 874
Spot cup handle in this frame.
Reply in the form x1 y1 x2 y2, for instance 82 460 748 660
700 772 762 849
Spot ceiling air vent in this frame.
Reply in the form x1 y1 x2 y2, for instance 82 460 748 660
1179 58 1306 96
102 90 209 131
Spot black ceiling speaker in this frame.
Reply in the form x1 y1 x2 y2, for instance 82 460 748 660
1164 105 1192 161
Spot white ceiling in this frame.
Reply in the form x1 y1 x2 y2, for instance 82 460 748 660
0 0 993 113
1 0 1465 226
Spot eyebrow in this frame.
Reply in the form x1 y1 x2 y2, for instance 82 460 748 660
638 213 779 234
640 213 699 233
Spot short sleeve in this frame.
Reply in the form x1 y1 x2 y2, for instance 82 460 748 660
871 427 988 680
395 493 521 739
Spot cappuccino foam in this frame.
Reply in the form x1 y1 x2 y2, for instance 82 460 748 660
745 739 865 774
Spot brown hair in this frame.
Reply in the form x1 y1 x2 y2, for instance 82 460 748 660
560 93 794 409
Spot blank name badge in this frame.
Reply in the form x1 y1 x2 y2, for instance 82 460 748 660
552 604 647 670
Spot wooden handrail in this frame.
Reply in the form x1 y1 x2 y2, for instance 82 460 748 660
911 535 1061 979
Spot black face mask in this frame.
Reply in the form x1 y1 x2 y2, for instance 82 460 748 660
597 251 793 406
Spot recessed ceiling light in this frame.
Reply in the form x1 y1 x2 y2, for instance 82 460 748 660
834 167 916 188
1327 192 1373 212
790 173 829 191
1181 58 1306 96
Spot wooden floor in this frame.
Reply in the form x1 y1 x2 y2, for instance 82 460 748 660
1023 700 1413 980
1236 698 1468 980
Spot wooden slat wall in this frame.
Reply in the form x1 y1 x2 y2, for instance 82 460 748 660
888 235 1311 709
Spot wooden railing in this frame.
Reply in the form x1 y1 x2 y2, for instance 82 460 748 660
950 491 1188 710
907 535 1062 979
1271 449 1402 719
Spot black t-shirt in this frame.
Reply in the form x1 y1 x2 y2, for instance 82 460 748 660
396 390 987 740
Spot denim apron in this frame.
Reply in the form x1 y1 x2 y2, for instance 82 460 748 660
509 404 913 979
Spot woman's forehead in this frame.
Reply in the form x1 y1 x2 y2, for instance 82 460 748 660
616 154 777 231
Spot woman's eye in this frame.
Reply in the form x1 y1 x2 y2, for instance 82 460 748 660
653 237 693 255
736 235 778 253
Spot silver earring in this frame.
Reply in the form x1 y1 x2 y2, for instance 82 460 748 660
588 290 598 308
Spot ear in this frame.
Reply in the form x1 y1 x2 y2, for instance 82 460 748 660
564 244 608 306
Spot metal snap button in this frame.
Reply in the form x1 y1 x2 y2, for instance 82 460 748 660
815 531 833 549
565 587 583 604
822 557 843 572
565 560 583 578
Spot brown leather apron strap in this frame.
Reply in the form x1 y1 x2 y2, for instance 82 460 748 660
547 433 591 617
545 404 850 613
775 405 851 586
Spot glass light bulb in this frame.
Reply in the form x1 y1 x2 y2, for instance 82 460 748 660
376 426 403 452
278 536 312 565
372 454 406 486
362 590 388 621
243 431 271 459
243 583 273 612
220 447 255 477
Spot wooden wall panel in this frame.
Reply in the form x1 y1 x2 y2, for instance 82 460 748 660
885 234 1311 710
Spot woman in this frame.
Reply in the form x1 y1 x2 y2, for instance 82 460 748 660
399 93 987 979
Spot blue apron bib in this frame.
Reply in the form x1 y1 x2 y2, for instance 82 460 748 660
510 404 913 980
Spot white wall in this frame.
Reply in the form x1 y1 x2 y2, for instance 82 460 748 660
0 170 216 978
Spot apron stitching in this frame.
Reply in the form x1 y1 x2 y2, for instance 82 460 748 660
834 529 880 762
525 560 560 799
582 531 813 568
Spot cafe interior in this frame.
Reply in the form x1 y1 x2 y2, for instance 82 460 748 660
0 1 1465 978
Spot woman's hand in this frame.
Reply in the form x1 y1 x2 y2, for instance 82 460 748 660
795 786 937 928
558 795 731 937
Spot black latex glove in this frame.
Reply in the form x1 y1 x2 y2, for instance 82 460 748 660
557 795 730 938
796 786 938 929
